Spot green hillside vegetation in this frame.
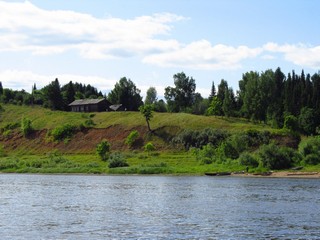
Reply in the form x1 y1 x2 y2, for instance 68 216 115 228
1 104 275 132
1 104 319 175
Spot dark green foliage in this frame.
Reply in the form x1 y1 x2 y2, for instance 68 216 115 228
219 140 239 159
145 87 157 105
164 72 196 112
173 128 229 150
298 107 317 135
283 115 299 132
107 77 143 111
96 140 111 161
48 124 77 141
0 82 3 96
246 129 270 148
42 78 64 110
153 99 167 112
239 152 259 168
299 137 320 165
108 153 129 168
304 154 320 165
21 117 33 137
258 143 294 170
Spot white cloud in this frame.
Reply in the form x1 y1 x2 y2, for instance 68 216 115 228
143 40 263 70
263 42 320 69
0 70 116 93
0 1 319 73
0 1 184 58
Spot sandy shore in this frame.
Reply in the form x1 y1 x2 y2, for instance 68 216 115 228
233 171 320 178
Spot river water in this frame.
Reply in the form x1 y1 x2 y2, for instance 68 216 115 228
0 174 319 239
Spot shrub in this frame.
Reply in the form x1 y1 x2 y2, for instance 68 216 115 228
144 142 155 155
173 128 229 150
0 158 19 170
47 150 66 164
283 115 299 132
258 143 293 170
239 152 259 168
21 117 33 137
108 153 129 168
246 129 270 148
199 143 216 164
125 130 139 147
49 124 77 141
299 137 320 165
303 154 320 165
96 140 111 161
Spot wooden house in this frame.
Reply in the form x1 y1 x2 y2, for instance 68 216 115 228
69 98 110 112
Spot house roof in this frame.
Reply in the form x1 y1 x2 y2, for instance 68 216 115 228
109 104 122 111
68 98 105 106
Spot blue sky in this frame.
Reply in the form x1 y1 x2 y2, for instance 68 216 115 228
0 0 319 99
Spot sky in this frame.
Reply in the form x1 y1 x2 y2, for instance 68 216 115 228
0 0 320 99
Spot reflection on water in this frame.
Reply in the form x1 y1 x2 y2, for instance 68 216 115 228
0 174 320 239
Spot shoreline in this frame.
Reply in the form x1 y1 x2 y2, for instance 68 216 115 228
232 171 320 179
1 171 320 178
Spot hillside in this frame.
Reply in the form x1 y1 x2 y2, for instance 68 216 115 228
0 104 287 155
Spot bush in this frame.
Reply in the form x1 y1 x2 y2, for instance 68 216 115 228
108 153 129 168
246 129 270 148
283 115 299 132
49 124 77 141
144 142 155 155
239 152 259 168
299 137 320 165
173 128 229 150
258 143 294 170
96 140 111 161
125 130 139 147
21 117 33 137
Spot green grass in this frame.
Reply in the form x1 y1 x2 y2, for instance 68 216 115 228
1 104 277 133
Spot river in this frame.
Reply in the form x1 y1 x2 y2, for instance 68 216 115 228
0 174 319 239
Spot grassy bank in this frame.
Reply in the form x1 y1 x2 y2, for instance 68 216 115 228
0 151 247 175
1 104 319 175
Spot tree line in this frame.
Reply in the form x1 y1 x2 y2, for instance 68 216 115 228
1 67 320 134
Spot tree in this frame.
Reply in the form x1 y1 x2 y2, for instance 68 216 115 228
298 107 317 135
0 81 3 96
206 96 222 116
43 78 64 110
145 87 157 105
208 81 216 102
63 81 75 105
96 139 111 161
107 77 143 111
164 72 196 112
139 104 153 132
153 99 167 112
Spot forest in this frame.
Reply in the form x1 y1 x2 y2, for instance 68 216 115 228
1 67 320 135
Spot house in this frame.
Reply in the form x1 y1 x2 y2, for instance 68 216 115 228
69 98 110 112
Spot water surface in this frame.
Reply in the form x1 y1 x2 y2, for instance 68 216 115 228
0 174 319 239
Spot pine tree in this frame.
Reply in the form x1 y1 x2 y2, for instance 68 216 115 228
208 81 216 102
0 81 3 96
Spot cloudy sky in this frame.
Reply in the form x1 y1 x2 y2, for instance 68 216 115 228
0 0 319 98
